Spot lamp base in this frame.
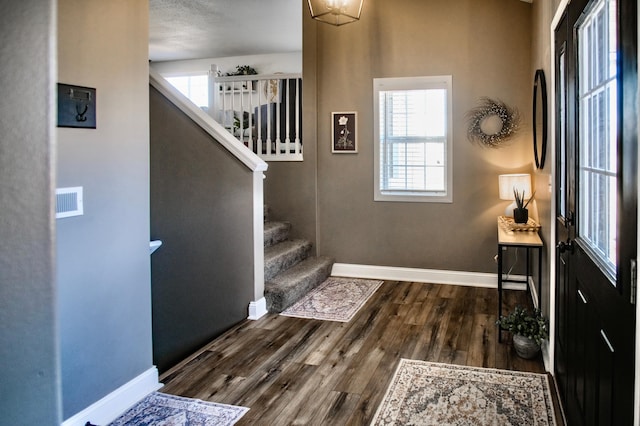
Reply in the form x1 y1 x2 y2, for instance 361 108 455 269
504 201 518 217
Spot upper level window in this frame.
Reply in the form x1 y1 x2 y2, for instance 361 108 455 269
166 74 209 109
374 76 453 202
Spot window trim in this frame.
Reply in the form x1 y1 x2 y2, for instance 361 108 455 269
373 75 453 203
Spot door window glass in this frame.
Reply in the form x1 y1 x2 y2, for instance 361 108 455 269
577 0 618 279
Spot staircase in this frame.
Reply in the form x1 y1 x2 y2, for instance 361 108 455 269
263 208 334 313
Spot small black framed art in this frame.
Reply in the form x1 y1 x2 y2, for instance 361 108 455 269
331 111 357 153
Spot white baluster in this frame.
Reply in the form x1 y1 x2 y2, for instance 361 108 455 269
211 73 303 161
284 78 291 155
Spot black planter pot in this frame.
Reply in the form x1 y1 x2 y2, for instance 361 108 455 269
513 208 528 224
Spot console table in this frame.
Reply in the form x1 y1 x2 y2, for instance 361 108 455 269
497 217 543 342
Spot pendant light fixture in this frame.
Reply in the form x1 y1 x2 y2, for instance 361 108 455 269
307 0 364 26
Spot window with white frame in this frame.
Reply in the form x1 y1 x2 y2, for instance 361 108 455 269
374 76 453 202
577 0 618 279
166 74 209 109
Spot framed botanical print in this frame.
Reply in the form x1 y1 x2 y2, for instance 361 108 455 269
331 111 357 153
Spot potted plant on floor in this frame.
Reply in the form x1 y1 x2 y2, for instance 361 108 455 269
496 306 549 359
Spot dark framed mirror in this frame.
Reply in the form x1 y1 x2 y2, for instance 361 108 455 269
533 69 548 169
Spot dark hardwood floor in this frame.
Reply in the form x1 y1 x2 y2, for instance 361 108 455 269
159 281 562 425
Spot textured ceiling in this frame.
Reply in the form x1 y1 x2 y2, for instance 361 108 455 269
149 0 302 62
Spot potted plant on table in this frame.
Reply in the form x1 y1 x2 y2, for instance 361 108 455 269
496 306 549 359
513 188 535 224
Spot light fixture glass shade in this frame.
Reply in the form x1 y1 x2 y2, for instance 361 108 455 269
498 174 532 200
308 0 364 26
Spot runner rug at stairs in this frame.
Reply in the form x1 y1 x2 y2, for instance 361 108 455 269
107 392 248 426
371 359 557 426
280 277 383 322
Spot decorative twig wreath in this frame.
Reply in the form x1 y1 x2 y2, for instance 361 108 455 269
466 97 521 148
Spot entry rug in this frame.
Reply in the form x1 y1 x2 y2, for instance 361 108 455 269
108 392 248 425
281 277 383 322
371 359 557 426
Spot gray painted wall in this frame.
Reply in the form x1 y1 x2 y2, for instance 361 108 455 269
266 0 534 275
150 87 256 373
56 0 153 419
265 9 319 251
315 0 533 273
0 1 61 424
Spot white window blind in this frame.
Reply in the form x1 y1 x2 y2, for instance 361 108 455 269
374 76 452 202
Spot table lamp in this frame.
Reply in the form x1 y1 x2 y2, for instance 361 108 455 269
499 173 532 220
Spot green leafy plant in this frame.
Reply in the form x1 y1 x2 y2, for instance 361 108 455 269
226 65 258 76
513 189 535 210
496 306 549 345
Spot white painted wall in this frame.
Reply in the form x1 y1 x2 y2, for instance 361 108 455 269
150 51 302 76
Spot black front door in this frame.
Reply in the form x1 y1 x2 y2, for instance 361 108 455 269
554 0 637 424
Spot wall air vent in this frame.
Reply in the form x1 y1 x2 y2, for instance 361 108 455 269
56 187 83 219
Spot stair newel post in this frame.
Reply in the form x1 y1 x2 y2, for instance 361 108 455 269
208 64 219 122
248 170 267 320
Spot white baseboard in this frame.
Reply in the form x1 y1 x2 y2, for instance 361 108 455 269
542 342 552 373
331 263 527 291
62 367 163 426
248 297 267 320
529 275 540 309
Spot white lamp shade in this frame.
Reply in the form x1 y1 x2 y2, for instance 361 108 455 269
308 0 364 26
499 174 532 201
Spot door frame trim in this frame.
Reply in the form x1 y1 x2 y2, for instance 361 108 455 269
548 0 570 383
635 2 640 420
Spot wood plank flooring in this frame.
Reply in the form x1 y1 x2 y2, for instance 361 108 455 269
159 281 562 425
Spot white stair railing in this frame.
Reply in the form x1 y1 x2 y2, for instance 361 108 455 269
211 72 303 161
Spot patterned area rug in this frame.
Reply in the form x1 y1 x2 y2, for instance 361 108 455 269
108 392 248 425
371 359 557 425
280 277 383 322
